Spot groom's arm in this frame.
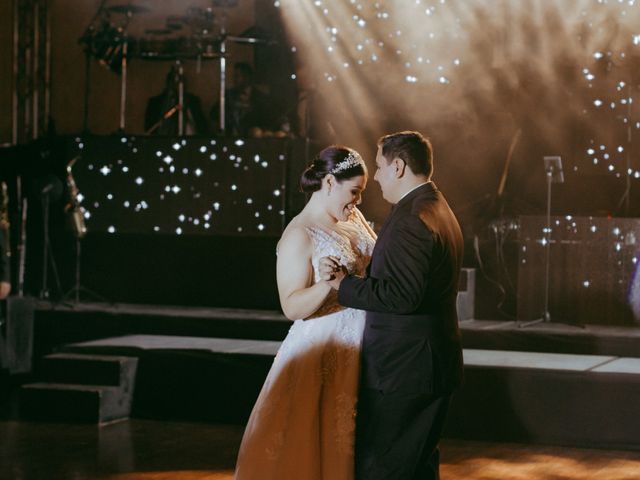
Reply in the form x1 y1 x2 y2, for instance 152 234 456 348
338 214 433 314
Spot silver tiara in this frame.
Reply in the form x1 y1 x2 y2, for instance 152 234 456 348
331 151 363 174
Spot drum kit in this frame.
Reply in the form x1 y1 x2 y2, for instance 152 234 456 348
79 1 271 133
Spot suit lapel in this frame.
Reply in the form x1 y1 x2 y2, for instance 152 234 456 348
375 204 398 239
375 182 437 238
369 182 438 271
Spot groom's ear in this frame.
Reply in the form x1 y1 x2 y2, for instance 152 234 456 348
393 157 407 178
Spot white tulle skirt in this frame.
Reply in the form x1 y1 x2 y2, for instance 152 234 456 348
234 307 365 480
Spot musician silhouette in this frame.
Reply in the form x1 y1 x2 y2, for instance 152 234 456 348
211 62 275 137
145 66 208 135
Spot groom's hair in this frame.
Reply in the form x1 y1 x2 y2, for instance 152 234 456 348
378 131 433 177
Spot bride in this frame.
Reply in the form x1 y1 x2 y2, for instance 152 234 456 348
234 145 376 479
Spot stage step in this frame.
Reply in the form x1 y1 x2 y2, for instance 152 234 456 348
20 353 138 424
40 353 137 386
60 335 640 450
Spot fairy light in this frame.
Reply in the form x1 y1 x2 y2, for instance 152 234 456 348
70 137 289 236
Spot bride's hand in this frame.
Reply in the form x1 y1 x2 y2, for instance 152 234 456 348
319 256 346 289
319 256 342 281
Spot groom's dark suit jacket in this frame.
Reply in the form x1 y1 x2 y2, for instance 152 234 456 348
338 182 464 396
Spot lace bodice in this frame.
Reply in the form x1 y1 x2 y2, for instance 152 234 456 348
306 213 375 317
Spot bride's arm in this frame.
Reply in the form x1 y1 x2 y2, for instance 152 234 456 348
277 226 332 320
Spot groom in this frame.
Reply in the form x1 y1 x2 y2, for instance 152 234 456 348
321 131 464 479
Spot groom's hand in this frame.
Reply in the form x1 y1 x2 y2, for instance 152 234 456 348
319 256 346 289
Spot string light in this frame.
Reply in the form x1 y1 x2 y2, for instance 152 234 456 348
72 137 288 235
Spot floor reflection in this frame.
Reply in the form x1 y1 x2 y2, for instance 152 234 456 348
1 419 639 480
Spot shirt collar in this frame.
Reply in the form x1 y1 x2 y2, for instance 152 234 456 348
397 181 431 203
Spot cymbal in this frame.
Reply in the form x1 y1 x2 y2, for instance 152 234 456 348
145 28 172 35
225 35 268 45
106 4 150 14
138 51 222 61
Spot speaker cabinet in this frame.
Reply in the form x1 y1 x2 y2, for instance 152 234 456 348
517 216 640 326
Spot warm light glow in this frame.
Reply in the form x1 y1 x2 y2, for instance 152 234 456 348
277 0 640 216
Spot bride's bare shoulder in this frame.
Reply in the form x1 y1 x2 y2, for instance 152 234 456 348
278 216 314 254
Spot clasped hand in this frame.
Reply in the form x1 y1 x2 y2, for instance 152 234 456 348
318 256 346 289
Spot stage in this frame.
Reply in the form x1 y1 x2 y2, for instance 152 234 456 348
8 300 638 451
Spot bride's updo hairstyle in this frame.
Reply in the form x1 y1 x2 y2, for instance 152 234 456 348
299 146 366 193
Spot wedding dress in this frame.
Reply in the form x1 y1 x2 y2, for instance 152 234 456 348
234 213 375 480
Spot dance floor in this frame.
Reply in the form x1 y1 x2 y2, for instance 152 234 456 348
2 419 640 480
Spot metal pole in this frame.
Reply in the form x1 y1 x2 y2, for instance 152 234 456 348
543 170 552 322
32 1 39 139
119 10 132 132
178 61 184 135
24 49 31 141
45 0 51 132
119 38 128 131
83 51 91 132
17 196 27 297
74 236 81 304
219 33 226 132
11 0 19 144
625 81 632 214
39 195 49 299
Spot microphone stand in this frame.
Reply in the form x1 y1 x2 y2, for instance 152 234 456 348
518 156 583 329
39 186 52 299
61 159 107 306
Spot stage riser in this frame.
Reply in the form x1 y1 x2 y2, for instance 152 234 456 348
31 269 473 355
32 309 291 361
33 305 640 362
60 343 640 450
78 235 282 309
461 327 640 358
59 345 276 424
130 351 273 424
447 366 640 450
